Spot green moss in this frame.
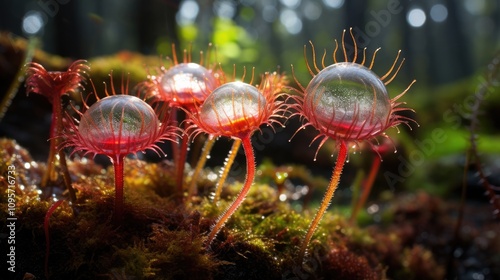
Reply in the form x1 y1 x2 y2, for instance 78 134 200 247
2 138 499 279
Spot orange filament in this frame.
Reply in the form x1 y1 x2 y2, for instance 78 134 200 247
298 140 348 261
213 138 242 205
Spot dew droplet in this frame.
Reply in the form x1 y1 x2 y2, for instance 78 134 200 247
279 193 287 201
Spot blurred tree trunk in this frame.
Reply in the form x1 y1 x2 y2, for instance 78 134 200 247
344 0 367 61
344 0 367 32
442 0 472 81
422 0 439 85
54 0 82 58
400 2 414 84
198 0 215 48
137 0 180 54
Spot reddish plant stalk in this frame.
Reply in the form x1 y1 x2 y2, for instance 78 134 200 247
350 156 381 223
112 155 125 221
298 140 348 261
42 96 61 187
44 199 65 279
55 95 77 203
176 125 189 194
170 108 180 167
42 94 77 203
206 135 255 246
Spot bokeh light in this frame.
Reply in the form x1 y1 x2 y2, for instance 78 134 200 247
303 1 322 21
280 0 301 9
177 0 199 25
214 0 237 19
280 9 302 34
407 8 426 28
322 0 344 9
22 11 44 35
430 4 448 23
464 0 487 15
262 4 278 22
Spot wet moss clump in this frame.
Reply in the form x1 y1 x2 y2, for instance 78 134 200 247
1 138 499 279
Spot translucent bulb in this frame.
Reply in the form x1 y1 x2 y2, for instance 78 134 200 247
78 95 159 155
303 62 391 141
199 81 267 136
160 62 218 105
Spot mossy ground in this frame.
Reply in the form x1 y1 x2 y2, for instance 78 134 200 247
1 138 499 280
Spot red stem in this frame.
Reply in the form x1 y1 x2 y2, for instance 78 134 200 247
58 150 76 204
44 199 65 279
42 97 61 188
298 140 348 262
112 155 125 221
206 135 255 246
350 156 381 223
171 107 180 176
53 95 76 204
176 131 189 195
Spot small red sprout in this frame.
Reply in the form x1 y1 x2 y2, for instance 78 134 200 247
139 45 222 195
25 60 90 202
290 28 417 262
62 76 179 220
186 71 287 246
